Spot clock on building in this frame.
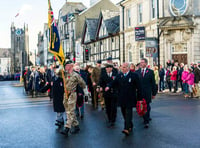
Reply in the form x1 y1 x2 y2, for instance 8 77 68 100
169 0 188 16
15 29 22 36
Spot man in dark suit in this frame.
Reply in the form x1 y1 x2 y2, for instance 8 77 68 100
105 63 141 136
136 58 157 128
99 63 118 128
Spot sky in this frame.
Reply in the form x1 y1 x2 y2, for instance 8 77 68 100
0 0 120 52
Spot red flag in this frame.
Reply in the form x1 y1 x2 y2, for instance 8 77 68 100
15 13 19 17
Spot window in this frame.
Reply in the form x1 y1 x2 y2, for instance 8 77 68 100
128 51 133 63
151 0 156 19
126 8 131 27
139 44 144 59
138 3 143 23
99 21 107 37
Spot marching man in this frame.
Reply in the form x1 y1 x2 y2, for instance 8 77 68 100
61 60 86 136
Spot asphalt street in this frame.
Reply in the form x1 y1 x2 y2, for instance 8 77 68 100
0 81 200 148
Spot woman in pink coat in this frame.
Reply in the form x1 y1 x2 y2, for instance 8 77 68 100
181 65 189 97
185 68 195 98
170 66 178 93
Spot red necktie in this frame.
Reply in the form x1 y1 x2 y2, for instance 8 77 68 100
142 69 144 77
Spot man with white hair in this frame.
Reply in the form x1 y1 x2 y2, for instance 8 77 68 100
105 62 142 136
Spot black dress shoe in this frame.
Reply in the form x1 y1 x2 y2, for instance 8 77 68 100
61 127 70 136
144 124 149 128
56 120 64 125
122 129 130 136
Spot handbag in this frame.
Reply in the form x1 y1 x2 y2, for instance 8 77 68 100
136 99 147 116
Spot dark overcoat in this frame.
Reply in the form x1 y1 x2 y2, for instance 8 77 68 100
52 77 65 112
99 69 118 98
135 68 157 103
109 71 141 108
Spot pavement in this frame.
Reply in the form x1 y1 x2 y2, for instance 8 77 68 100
0 81 200 148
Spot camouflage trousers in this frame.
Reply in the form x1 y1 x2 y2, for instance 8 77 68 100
194 83 200 97
63 92 79 128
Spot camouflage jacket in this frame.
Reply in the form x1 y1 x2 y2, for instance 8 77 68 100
65 71 86 94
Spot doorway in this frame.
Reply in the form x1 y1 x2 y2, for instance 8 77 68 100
172 54 187 64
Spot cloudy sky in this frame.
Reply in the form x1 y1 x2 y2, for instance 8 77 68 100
0 0 120 52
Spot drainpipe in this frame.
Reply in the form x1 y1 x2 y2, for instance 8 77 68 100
157 0 160 70
120 2 125 63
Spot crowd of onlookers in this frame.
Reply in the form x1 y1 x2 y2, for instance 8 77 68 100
152 60 200 98
22 59 200 100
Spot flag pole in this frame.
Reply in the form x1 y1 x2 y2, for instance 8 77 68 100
48 0 68 99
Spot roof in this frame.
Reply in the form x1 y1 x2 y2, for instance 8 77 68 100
86 18 99 40
60 2 87 16
101 10 120 34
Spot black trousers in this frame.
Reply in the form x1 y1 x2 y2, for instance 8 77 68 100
121 107 133 130
143 103 151 124
104 96 117 123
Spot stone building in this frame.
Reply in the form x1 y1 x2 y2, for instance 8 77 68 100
10 23 29 73
119 0 200 67
159 0 200 65
37 31 44 65
58 2 87 62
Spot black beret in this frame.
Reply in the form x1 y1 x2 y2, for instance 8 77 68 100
107 57 112 61
97 60 102 64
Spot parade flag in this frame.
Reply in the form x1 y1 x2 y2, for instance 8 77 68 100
48 0 65 65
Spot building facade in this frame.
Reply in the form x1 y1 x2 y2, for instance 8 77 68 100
82 10 120 64
10 23 29 73
159 0 200 65
120 0 200 67
37 31 44 65
0 48 11 75
58 2 87 62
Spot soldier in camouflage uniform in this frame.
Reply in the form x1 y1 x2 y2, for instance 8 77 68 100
61 60 86 136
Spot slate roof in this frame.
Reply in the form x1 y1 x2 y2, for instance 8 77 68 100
101 10 120 34
85 18 99 40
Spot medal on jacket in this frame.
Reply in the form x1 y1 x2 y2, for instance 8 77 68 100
60 82 62 86
129 78 131 83
68 76 70 79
